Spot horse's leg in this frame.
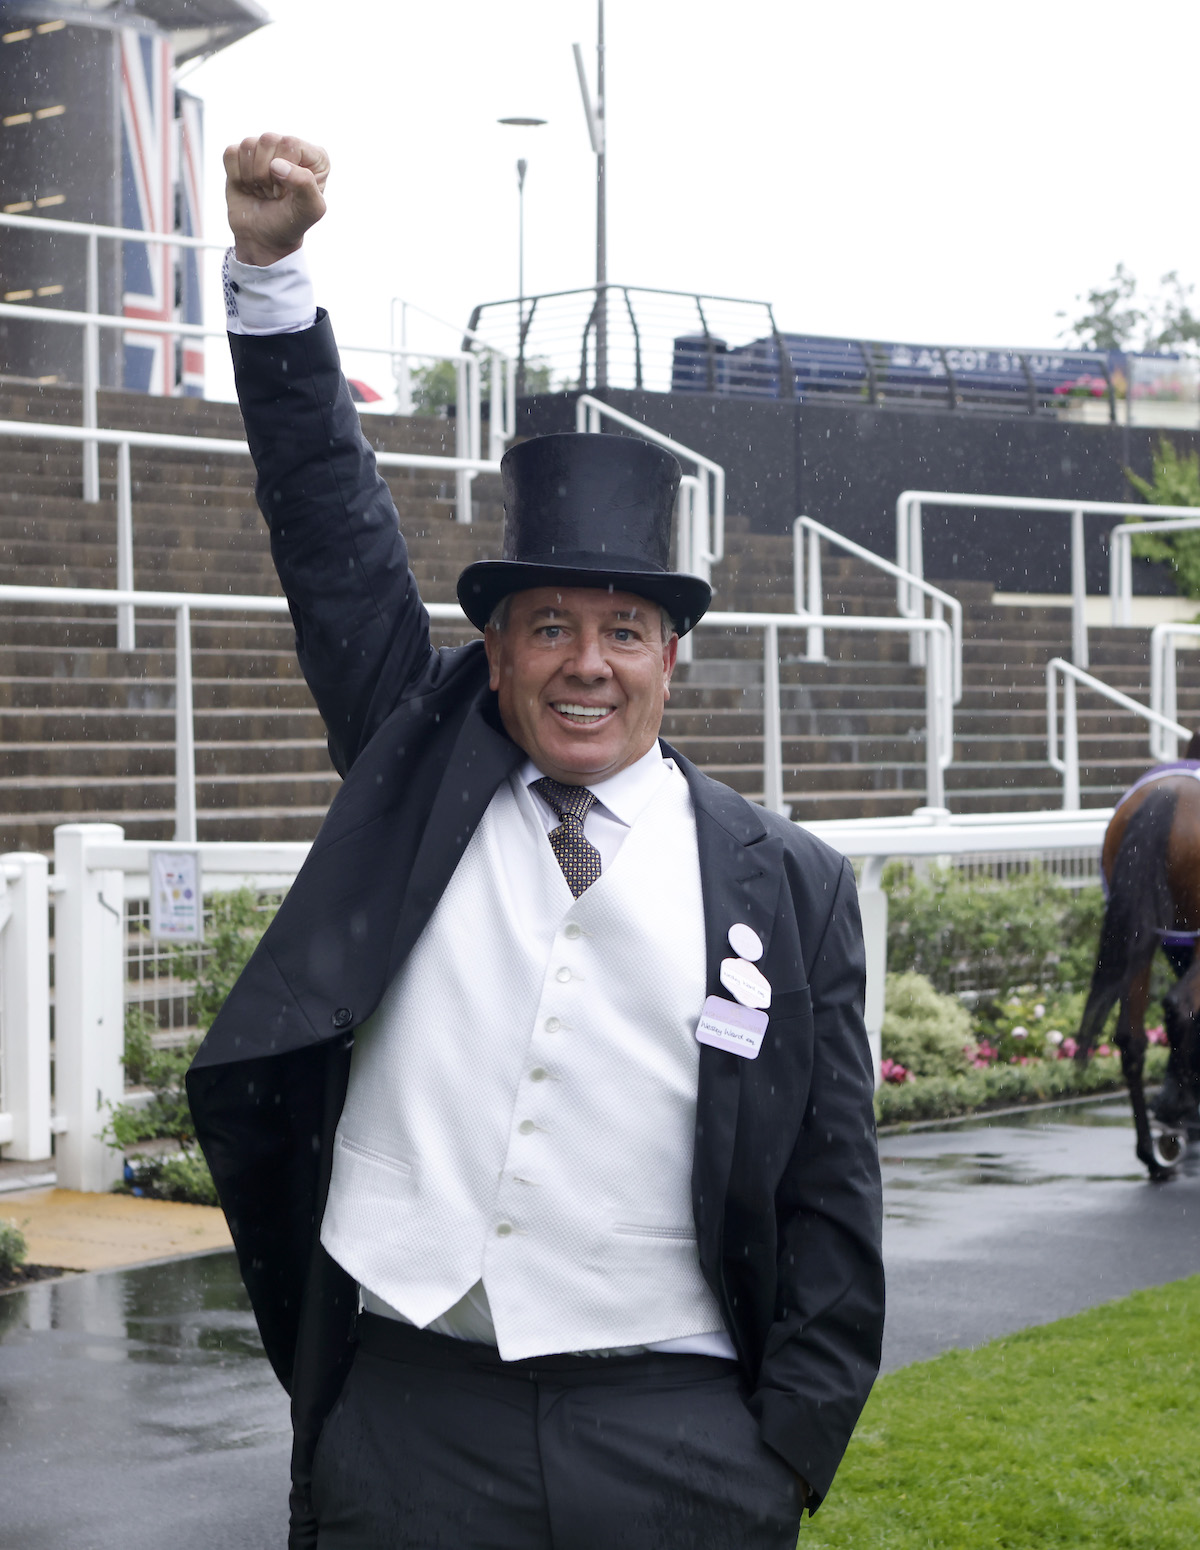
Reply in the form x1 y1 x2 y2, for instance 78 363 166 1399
1115 960 1162 1177
1161 955 1200 1135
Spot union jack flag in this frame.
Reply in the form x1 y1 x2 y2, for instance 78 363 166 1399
120 29 175 395
177 90 205 397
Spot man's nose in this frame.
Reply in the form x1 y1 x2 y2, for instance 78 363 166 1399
566 630 612 679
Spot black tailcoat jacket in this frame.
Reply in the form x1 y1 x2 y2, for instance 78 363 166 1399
187 314 884 1543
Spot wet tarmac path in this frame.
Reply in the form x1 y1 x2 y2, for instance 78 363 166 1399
3 1096 1199 1547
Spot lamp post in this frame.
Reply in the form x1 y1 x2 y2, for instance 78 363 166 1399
573 0 607 388
498 116 546 397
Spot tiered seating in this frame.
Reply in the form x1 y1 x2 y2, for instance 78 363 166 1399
0 381 1189 848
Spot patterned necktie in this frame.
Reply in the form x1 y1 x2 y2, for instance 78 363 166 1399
532 777 602 898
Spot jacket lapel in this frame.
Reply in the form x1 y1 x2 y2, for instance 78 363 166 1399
669 747 785 1268
389 688 524 979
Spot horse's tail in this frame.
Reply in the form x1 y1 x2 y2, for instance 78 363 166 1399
1077 786 1178 1058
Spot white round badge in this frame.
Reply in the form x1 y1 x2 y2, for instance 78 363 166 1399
727 923 763 963
719 956 771 1010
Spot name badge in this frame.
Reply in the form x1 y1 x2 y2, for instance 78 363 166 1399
696 995 768 1060
719 956 771 1010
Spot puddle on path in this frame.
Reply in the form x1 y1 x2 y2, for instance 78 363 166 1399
0 1252 290 1550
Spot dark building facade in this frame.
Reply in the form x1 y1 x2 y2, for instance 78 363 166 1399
0 0 264 394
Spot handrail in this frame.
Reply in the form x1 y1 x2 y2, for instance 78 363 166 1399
793 515 963 701
574 394 726 578
0 582 953 829
1110 516 1200 625
0 418 499 641
1150 622 1200 762
897 489 1200 672
1046 655 1189 810
3 205 513 498
0 207 225 250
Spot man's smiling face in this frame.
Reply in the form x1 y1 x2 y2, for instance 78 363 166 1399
484 585 677 785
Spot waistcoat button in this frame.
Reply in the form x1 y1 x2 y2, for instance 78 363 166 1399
331 1007 353 1029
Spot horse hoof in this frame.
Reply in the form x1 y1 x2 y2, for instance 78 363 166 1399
1150 1127 1188 1172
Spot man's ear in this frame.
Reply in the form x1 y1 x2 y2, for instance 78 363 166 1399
662 632 678 701
484 625 502 691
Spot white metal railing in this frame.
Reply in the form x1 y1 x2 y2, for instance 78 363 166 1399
1150 622 1200 762
0 209 515 512
0 419 500 648
1110 515 1200 625
0 581 954 832
793 515 964 701
1046 656 1189 810
575 394 726 582
897 489 1200 670
0 826 310 1190
803 805 1113 1085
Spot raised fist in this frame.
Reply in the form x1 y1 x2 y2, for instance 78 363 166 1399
224 132 329 267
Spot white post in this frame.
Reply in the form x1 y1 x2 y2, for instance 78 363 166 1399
909 498 926 668
488 354 506 463
694 475 712 586
0 853 52 1160
455 358 473 523
792 518 805 617
1162 634 1180 761
805 525 825 661
1070 507 1089 668
53 823 126 1193
506 354 517 444
82 231 100 504
1063 673 1081 811
468 353 482 464
924 627 945 811
393 303 413 417
1121 531 1133 627
175 604 197 844
116 441 134 651
762 623 787 815
675 481 695 668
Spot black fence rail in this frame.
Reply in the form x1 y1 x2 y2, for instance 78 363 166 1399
467 283 1197 422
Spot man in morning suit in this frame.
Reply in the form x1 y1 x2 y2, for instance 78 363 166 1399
187 132 884 1550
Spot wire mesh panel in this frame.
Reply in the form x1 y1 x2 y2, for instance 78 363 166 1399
122 887 287 1067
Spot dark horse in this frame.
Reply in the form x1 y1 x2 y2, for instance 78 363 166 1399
1077 746 1200 1179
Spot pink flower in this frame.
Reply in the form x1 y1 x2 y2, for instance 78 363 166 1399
1097 1043 1112 1057
1147 1026 1168 1046
1059 1037 1078 1058
880 1058 911 1086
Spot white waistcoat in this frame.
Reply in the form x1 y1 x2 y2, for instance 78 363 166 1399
320 766 726 1361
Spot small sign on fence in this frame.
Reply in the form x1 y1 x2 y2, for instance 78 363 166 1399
149 851 203 942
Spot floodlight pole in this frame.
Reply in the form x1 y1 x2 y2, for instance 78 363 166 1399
574 0 607 389
517 158 528 318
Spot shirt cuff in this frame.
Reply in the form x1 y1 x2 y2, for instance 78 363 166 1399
223 246 317 336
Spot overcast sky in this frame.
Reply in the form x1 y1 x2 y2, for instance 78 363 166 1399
187 0 1200 400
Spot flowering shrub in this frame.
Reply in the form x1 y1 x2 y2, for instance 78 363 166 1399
882 972 975 1078
884 864 1105 1000
879 1058 911 1085
1055 374 1111 399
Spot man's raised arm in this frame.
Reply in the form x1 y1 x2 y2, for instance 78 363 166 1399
224 133 434 774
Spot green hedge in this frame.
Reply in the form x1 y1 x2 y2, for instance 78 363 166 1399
875 1046 1169 1126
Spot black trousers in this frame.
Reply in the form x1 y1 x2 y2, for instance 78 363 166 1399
310 1315 805 1550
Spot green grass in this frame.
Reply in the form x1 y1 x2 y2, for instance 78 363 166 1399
806 1276 1200 1548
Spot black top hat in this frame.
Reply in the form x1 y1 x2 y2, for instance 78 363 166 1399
456 432 712 635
